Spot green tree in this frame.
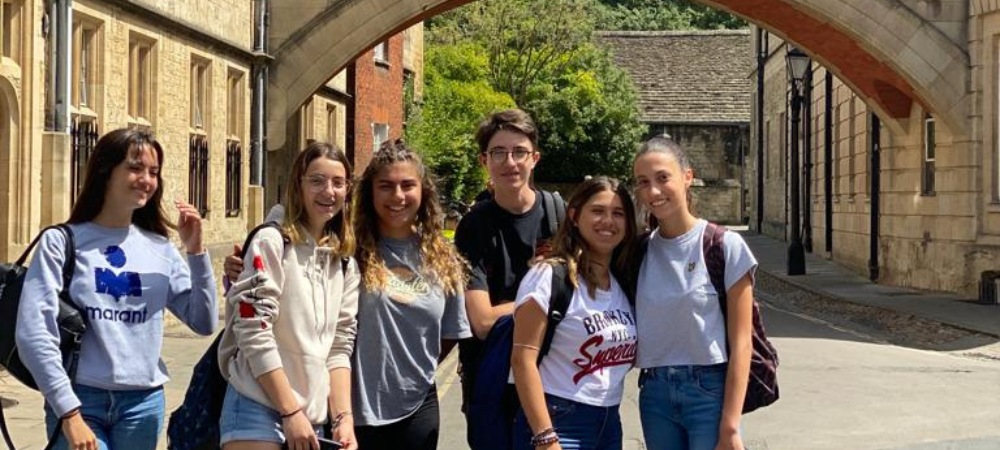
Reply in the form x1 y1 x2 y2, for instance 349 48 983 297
433 0 595 106
423 0 645 183
405 44 516 203
525 44 645 182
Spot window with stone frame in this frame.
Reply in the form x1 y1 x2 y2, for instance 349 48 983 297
373 123 389 154
72 20 101 113
374 41 388 64
848 96 857 198
128 33 155 131
69 16 101 206
225 68 244 217
190 56 210 130
327 104 338 145
189 134 210 217
922 115 936 196
70 119 98 204
834 103 841 196
300 99 314 148
1 0 22 64
764 119 770 180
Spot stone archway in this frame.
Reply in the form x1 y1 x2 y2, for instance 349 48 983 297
265 0 970 149
0 75 19 260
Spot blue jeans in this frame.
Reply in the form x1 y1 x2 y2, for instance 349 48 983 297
638 364 731 450
44 384 165 450
512 394 622 450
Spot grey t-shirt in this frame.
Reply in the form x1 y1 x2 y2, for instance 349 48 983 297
352 236 472 426
636 219 757 368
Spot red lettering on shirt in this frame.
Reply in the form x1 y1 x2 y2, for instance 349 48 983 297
572 335 637 384
253 255 265 271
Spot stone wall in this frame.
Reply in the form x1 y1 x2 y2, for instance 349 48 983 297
692 182 743 225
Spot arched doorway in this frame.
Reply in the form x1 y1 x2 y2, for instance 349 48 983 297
0 74 18 260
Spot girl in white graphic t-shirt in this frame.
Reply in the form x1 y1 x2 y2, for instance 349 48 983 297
510 176 639 450
632 136 758 450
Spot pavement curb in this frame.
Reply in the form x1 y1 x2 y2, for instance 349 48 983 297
756 268 1000 340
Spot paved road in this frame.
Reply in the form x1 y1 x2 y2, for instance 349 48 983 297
3 296 998 450
439 295 1000 450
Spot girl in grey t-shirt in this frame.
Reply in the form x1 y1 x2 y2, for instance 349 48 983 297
632 137 758 450
350 140 472 450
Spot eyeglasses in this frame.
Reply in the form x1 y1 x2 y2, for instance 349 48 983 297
487 149 533 164
305 176 350 192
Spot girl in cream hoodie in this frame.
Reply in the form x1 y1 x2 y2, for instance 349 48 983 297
218 142 360 450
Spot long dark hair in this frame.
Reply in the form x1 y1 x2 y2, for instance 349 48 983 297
545 176 637 297
67 128 171 236
282 141 355 256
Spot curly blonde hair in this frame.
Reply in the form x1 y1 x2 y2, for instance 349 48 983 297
353 139 467 295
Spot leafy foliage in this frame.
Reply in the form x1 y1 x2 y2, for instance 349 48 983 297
405 44 516 203
593 0 747 30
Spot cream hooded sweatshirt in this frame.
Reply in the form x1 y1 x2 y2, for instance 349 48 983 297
218 219 359 424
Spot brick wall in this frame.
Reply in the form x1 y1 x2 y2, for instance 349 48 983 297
350 34 405 174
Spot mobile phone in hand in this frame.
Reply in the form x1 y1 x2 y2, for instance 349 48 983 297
317 436 344 450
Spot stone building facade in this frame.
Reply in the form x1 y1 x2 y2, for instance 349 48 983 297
751 0 1000 297
0 0 258 261
599 31 750 225
0 1 421 264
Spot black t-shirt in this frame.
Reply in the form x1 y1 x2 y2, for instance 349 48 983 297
454 192 555 306
455 191 560 407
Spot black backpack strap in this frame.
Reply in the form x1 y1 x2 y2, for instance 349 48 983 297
537 263 573 364
241 221 285 258
552 191 566 231
540 191 558 237
53 225 77 308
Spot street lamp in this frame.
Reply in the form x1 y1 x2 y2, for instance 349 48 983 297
786 46 810 275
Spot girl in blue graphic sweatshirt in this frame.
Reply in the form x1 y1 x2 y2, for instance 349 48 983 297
16 128 218 450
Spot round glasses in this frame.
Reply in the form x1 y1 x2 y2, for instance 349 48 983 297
487 149 533 164
304 176 350 192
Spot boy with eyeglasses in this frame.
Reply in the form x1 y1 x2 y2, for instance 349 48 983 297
455 108 566 450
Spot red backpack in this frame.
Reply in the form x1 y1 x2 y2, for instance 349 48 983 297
635 222 779 413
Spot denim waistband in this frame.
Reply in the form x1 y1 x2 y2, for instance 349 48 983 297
641 363 727 381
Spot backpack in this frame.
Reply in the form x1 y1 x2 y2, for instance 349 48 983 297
466 262 573 450
635 222 779 414
0 224 88 450
167 222 350 450
539 190 566 238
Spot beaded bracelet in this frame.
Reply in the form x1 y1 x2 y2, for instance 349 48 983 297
530 427 558 447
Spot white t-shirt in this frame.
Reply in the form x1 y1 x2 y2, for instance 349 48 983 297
636 219 758 368
513 263 637 407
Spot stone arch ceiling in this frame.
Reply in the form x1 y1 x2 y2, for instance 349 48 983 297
266 0 969 149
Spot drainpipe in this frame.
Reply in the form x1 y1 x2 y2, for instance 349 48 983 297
250 0 268 186
868 113 881 281
755 28 767 233
824 71 833 253
48 0 71 133
802 62 813 252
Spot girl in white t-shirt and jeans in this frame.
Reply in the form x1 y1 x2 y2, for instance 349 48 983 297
510 176 639 450
632 136 758 450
